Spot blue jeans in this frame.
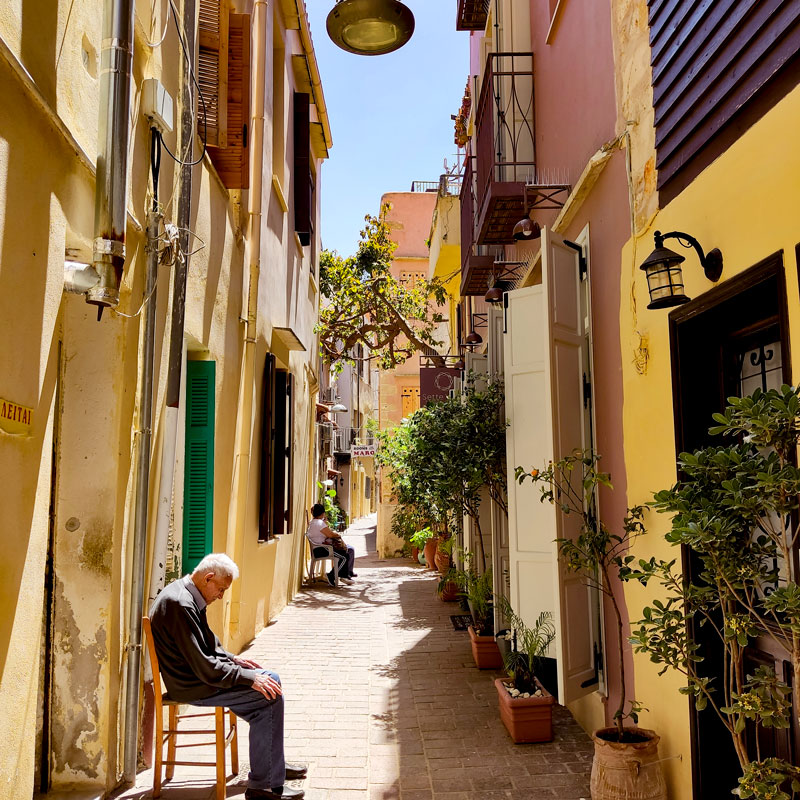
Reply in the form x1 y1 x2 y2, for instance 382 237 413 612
194 669 285 790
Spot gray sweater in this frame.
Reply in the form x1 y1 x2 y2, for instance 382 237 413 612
148 575 257 701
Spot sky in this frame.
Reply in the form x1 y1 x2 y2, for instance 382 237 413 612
305 2 470 257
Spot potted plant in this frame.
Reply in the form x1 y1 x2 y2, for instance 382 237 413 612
493 599 557 743
628 386 800 798
434 534 454 575
461 563 502 669
437 565 461 602
409 527 437 570
519 453 664 800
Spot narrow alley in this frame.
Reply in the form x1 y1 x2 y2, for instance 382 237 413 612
116 515 592 800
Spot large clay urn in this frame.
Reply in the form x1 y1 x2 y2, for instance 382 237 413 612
423 538 438 571
590 727 667 800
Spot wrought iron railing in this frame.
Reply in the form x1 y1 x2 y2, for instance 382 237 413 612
460 153 477 273
475 52 535 215
410 180 440 193
333 427 377 453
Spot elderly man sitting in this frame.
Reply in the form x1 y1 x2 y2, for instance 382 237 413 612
148 553 306 800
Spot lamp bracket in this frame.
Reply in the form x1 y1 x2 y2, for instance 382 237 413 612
656 230 723 282
523 184 571 211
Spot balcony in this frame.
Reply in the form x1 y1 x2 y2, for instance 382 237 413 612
333 427 377 455
474 53 535 245
456 0 489 31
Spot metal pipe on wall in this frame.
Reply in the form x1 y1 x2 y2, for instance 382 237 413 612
90 0 136 312
123 202 161 781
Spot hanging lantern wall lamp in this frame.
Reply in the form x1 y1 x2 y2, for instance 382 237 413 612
639 230 723 310
327 0 415 56
485 261 526 304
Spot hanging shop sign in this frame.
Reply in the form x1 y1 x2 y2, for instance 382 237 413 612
351 444 377 458
0 396 34 435
420 366 460 406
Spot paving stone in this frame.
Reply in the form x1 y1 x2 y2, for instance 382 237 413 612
110 514 591 800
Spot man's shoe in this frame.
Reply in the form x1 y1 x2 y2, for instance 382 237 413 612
245 786 305 800
326 573 336 587
341 577 354 585
285 763 308 780
350 572 358 577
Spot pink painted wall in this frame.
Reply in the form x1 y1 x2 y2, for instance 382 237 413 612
527 0 633 730
380 192 437 260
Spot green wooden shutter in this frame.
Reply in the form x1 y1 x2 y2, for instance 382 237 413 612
183 360 216 574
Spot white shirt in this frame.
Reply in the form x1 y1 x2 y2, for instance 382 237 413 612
306 517 329 546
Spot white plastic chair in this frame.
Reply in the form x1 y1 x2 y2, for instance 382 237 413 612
306 540 339 587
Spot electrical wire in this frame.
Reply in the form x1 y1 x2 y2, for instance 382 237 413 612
160 0 208 168
151 127 162 211
144 0 170 48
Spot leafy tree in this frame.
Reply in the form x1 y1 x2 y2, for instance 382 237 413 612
375 375 508 572
317 205 448 373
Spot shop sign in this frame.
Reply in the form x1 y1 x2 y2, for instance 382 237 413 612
351 444 377 458
420 366 460 406
0 397 34 435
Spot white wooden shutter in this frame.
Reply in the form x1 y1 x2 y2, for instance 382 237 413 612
504 227 598 704
488 305 510 630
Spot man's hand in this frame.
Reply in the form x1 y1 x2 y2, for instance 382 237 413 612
251 672 283 700
234 655 262 669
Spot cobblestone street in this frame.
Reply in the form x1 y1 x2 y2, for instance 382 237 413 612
116 514 592 800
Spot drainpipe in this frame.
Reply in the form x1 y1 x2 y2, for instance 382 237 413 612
224 0 268 634
123 151 162 780
90 0 136 315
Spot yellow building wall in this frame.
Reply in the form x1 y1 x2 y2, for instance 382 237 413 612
619 83 800 800
0 0 329 794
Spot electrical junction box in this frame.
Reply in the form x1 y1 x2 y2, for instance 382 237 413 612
142 78 174 133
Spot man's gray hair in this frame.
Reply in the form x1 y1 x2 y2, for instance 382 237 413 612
192 553 240 580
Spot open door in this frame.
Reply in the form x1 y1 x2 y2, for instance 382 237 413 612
488 305 510 631
504 227 598 704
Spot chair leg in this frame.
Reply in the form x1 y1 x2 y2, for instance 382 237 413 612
165 705 177 781
215 706 226 800
230 710 239 773
153 706 163 798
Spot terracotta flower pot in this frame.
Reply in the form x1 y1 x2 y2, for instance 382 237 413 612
410 546 419 562
494 678 555 743
423 539 438 571
468 625 503 669
590 727 666 800
438 580 459 602
434 548 450 574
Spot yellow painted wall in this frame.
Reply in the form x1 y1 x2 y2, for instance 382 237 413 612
619 82 800 800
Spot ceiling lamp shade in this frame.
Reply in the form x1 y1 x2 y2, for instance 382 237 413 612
329 402 349 412
485 285 504 303
454 357 465 371
512 216 541 242
465 330 483 345
327 0 415 56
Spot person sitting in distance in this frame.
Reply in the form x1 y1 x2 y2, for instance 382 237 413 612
305 503 356 586
148 553 307 800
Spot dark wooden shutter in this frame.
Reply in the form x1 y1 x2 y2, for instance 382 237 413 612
649 0 800 201
272 371 288 536
258 353 276 541
209 13 251 189
183 360 216 574
293 92 312 246
285 373 294 533
198 0 228 148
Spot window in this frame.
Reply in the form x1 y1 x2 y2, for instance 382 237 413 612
259 354 294 540
293 92 313 246
206 13 251 189
183 360 216 573
399 270 425 286
198 0 228 148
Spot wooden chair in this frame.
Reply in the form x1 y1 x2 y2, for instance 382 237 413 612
142 616 239 800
